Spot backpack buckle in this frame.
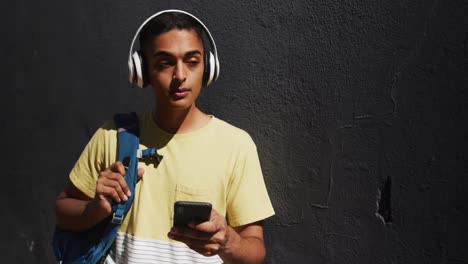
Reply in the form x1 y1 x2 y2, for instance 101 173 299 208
111 213 124 224
138 148 163 163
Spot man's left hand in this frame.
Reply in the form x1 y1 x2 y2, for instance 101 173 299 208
168 208 235 257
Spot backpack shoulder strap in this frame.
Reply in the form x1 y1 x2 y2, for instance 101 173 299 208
112 112 140 224
111 112 163 223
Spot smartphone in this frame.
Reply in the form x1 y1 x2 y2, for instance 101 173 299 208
173 201 212 227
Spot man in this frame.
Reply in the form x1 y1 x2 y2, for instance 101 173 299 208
55 10 274 263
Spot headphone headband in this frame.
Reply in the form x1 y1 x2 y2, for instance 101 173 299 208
128 9 220 87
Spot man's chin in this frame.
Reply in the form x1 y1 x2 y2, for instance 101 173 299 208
167 99 195 110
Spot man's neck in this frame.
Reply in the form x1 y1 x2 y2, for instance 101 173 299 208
153 104 210 134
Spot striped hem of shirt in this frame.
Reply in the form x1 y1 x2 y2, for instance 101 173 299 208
105 232 223 264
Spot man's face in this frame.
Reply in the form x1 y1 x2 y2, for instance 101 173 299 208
144 29 204 110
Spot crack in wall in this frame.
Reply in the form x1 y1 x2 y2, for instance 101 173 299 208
389 0 440 115
354 111 395 120
310 134 344 210
349 0 440 126
464 31 467 58
323 232 358 241
326 135 336 207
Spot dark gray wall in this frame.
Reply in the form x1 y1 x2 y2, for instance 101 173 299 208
2 0 467 263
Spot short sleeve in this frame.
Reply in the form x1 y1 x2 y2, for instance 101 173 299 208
226 136 275 227
69 121 117 198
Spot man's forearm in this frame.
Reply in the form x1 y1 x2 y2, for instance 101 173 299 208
55 197 108 232
219 226 266 264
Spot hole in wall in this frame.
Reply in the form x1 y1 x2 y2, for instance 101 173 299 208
376 176 392 224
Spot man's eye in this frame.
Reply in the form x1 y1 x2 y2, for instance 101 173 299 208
186 60 199 66
158 61 171 67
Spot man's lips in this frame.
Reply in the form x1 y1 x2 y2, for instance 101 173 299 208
170 88 191 98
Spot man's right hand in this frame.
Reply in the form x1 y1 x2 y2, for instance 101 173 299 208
55 161 144 232
95 161 145 216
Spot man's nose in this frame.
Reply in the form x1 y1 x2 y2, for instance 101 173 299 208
172 61 187 83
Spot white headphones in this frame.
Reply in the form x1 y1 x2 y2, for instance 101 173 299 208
128 9 220 88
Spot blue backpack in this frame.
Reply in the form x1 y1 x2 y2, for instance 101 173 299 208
53 113 162 263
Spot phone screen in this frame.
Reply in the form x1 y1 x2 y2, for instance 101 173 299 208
173 201 212 227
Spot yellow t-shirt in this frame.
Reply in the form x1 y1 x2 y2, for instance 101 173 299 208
70 112 275 263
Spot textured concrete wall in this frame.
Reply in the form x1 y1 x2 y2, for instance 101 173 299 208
2 0 467 263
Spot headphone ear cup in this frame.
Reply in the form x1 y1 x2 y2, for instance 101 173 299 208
203 51 210 86
132 51 145 88
213 54 220 82
203 51 216 86
128 57 135 84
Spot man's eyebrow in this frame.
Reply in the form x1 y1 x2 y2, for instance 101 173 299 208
153 50 202 58
184 50 202 58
